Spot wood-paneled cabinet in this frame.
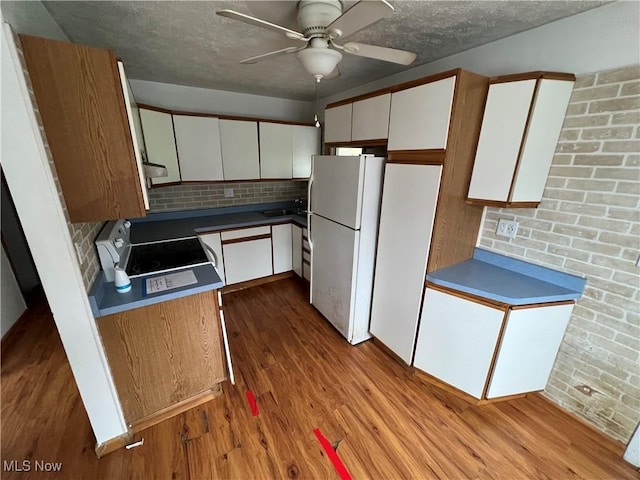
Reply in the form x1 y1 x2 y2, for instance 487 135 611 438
219 120 260 180
20 34 148 222
351 93 391 141
467 72 575 207
98 291 226 428
139 108 181 185
414 285 574 400
173 115 224 181
387 75 456 151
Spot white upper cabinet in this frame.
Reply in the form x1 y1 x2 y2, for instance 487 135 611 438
219 119 260 180
260 122 293 179
324 103 352 143
387 75 456 151
173 115 224 181
467 74 575 206
351 93 391 141
292 125 320 179
139 108 181 185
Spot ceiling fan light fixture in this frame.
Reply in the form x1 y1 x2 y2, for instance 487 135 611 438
296 47 342 79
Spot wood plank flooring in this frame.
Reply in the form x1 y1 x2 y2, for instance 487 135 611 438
2 278 638 479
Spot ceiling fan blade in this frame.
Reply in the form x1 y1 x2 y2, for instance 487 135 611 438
217 9 307 42
240 46 304 65
327 0 394 39
343 42 417 65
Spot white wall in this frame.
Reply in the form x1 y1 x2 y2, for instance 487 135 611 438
1 245 27 338
1 23 127 445
130 79 315 123
323 1 640 105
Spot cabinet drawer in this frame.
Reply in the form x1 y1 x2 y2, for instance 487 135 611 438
303 250 311 263
221 225 271 241
302 238 310 251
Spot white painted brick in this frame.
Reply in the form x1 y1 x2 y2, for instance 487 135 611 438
581 127 633 140
573 154 624 166
552 224 598 240
559 202 607 217
572 239 621 257
607 207 640 222
565 178 616 192
585 192 638 208
543 188 587 202
616 182 640 195
576 216 631 233
547 244 590 262
535 209 578 225
565 259 612 279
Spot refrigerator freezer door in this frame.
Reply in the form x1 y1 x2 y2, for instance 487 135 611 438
310 155 364 229
310 214 359 342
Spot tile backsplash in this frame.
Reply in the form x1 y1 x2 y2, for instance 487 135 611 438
148 180 308 212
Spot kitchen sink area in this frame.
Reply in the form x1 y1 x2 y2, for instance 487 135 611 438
261 208 306 217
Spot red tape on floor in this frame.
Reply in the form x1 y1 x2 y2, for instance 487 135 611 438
313 428 352 480
245 391 259 416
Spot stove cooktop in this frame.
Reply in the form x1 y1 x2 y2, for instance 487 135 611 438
125 238 209 277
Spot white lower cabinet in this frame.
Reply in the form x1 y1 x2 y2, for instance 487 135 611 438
414 288 505 399
222 226 273 285
271 224 293 274
198 232 226 284
292 224 303 277
414 286 575 400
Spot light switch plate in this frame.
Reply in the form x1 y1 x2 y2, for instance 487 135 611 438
224 188 234 198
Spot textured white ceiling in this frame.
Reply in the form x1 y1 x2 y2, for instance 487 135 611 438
41 0 607 100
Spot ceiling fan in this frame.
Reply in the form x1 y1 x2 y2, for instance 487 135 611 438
217 0 417 81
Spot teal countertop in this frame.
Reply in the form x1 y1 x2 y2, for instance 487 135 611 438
426 248 587 305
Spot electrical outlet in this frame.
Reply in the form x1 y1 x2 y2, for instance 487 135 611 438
496 219 519 238
224 188 234 198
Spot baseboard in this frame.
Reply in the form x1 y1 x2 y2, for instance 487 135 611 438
222 271 294 294
94 430 134 458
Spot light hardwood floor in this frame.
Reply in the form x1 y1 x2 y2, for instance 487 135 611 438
1 278 637 479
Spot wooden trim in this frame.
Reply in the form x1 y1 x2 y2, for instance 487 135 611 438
325 139 388 149
476 392 530 405
387 149 446 164
221 233 271 245
153 178 308 187
94 430 134 458
466 198 540 209
490 71 576 84
510 300 575 310
390 68 460 93
425 282 509 310
129 386 222 434
480 310 509 399
507 78 541 203
373 336 411 368
139 103 315 127
221 271 294 294
325 87 393 109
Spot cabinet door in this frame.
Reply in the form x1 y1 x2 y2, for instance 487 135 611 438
272 224 293 274
369 164 442 364
486 303 573 399
324 103 352 143
219 120 260 180
467 80 536 202
199 232 226 284
98 292 225 423
387 76 456 151
511 79 574 202
260 122 293 179
139 108 181 185
351 93 391 141
292 224 303 277
414 288 505 399
292 125 320 178
173 115 224 181
19 35 147 222
222 226 273 284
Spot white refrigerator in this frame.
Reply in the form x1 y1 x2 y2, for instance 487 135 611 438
308 155 385 344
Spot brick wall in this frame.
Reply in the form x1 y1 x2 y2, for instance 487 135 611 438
479 65 640 443
148 180 308 212
15 33 103 292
